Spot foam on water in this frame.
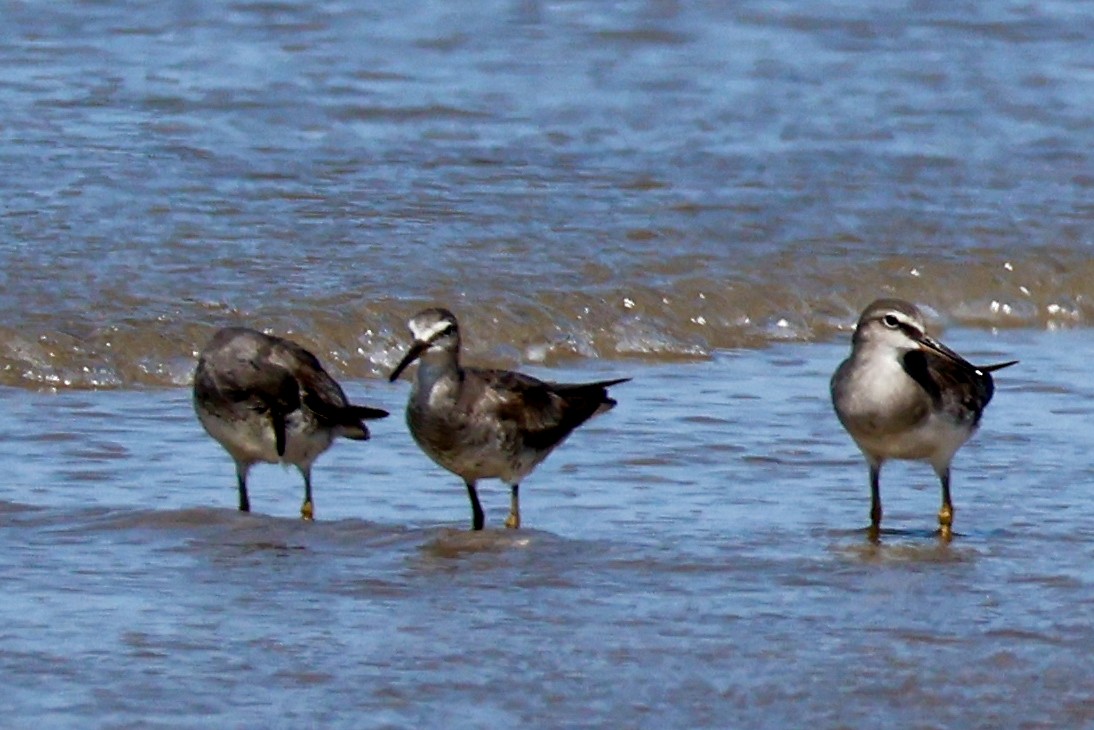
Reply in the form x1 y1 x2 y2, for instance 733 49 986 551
0 255 1086 389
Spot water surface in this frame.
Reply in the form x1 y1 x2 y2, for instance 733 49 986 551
2 329 1090 727
0 0 1091 387
1 0 1092 726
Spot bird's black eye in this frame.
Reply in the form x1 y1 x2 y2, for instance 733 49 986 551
882 314 900 329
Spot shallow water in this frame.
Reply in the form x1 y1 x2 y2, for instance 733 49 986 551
3 328 1092 727
2 0 1093 726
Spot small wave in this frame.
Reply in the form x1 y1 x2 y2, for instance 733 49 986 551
0 253 1085 391
19 503 424 555
420 526 544 558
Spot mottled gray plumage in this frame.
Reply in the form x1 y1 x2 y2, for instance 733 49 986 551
389 308 628 530
193 326 389 519
831 299 1017 538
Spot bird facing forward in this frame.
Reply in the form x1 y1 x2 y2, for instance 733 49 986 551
830 299 1017 540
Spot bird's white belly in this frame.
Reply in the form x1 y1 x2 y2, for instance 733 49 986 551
282 418 334 466
197 411 277 464
855 412 973 466
197 410 332 467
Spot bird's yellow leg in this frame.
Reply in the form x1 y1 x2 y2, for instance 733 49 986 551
504 484 521 529
300 468 315 521
938 469 953 541
938 504 953 541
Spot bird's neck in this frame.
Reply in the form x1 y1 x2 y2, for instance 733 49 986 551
848 344 920 402
853 342 909 368
413 349 461 392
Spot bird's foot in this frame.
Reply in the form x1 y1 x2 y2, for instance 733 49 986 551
300 500 315 521
938 505 953 541
504 511 521 529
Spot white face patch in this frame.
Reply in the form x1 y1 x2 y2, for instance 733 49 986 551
409 317 454 343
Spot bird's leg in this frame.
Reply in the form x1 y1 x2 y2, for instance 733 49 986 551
300 466 315 521
466 481 485 531
235 463 251 512
937 467 954 541
868 462 882 542
504 483 521 529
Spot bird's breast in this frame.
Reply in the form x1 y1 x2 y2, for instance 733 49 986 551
833 353 978 463
833 354 931 437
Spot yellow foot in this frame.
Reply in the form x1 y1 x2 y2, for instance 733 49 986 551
504 512 521 529
938 504 954 540
301 501 314 521
867 524 881 544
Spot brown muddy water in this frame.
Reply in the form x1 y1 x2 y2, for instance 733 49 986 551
1 0 1093 727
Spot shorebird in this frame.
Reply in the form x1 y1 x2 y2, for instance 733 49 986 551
831 299 1017 540
193 327 389 519
388 308 629 530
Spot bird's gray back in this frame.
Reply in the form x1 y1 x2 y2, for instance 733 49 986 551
406 366 622 483
194 327 356 419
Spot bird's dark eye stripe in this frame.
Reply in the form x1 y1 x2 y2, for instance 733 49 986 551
426 322 456 341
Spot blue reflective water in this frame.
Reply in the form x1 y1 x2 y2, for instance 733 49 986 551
1 329 1089 727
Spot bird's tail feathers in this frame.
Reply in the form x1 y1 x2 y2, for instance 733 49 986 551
337 405 390 441
339 423 370 441
554 377 629 415
594 396 619 416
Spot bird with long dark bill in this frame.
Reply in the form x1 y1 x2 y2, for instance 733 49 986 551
389 308 628 530
831 299 1017 540
194 327 389 519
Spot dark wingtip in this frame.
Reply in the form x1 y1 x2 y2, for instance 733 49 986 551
352 405 390 420
980 360 1019 373
598 378 629 405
